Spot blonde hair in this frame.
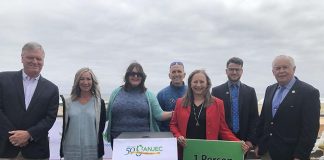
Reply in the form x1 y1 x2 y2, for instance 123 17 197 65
70 67 101 101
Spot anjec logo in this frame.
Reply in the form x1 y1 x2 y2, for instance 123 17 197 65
124 145 163 156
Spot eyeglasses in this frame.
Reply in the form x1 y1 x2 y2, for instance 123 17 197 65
227 68 242 72
127 72 144 77
170 61 184 68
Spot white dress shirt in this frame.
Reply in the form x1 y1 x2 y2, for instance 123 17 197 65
22 71 40 109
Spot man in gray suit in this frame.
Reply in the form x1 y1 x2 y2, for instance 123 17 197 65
0 42 59 159
255 55 320 159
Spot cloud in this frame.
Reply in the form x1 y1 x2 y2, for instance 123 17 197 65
1 0 324 97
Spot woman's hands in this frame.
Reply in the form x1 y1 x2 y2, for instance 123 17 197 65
241 141 250 154
177 136 186 147
177 136 251 154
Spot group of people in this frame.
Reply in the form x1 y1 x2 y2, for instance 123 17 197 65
0 42 320 160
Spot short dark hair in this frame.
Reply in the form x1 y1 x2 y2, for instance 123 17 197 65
226 57 243 67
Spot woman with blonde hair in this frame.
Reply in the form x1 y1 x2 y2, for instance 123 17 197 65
60 67 106 160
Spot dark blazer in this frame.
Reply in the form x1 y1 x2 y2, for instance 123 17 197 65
212 82 259 144
256 78 320 160
0 70 59 159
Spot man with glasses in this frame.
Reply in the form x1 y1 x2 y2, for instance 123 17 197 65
212 57 259 151
255 55 320 159
157 61 187 131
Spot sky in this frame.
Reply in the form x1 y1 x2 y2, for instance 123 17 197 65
1 0 324 100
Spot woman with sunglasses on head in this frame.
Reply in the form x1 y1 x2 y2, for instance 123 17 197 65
60 67 106 160
170 69 249 160
105 62 173 148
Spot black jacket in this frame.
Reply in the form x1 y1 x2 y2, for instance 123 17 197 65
256 78 320 159
212 82 259 144
0 70 59 158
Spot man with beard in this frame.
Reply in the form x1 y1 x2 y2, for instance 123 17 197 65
212 57 259 151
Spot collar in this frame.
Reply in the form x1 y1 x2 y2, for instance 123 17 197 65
278 77 296 90
22 71 40 81
227 81 241 88
170 81 185 89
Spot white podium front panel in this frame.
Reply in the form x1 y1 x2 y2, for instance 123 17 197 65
112 132 177 160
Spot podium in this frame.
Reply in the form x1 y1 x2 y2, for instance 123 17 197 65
112 132 177 160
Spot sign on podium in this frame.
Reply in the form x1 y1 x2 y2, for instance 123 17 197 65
184 139 244 160
112 132 177 160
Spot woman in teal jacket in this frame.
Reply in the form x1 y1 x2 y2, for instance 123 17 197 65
105 62 172 148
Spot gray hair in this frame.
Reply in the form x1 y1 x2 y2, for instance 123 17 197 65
272 55 296 67
21 42 45 56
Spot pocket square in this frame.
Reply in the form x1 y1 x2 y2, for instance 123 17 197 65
289 106 294 108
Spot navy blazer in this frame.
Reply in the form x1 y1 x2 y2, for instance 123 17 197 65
256 78 320 160
212 82 259 144
0 70 59 159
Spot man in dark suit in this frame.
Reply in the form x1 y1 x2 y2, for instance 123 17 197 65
0 42 59 159
255 55 320 160
212 57 259 150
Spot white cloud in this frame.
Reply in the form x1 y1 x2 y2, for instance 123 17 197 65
1 0 324 97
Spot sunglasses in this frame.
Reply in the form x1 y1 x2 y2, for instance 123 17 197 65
127 72 144 77
170 61 184 68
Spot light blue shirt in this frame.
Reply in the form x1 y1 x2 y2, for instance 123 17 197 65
272 77 296 112
22 71 39 109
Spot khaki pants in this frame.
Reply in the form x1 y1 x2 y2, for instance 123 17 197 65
0 152 48 160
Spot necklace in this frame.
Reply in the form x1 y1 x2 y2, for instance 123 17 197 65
193 103 204 126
